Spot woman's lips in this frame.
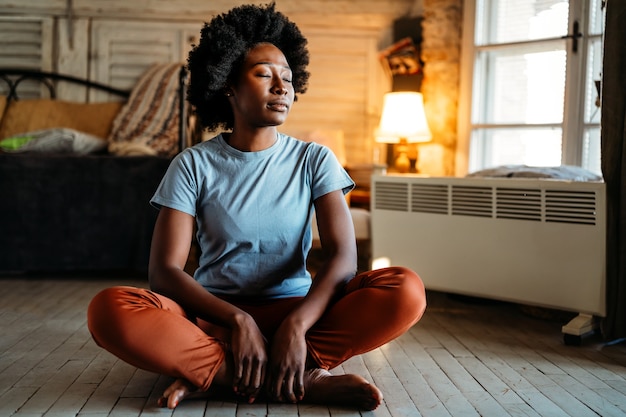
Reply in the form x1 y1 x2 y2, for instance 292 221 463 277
267 101 289 111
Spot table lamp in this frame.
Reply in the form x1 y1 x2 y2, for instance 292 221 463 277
375 91 432 173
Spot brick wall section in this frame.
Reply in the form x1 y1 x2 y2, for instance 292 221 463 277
420 0 463 175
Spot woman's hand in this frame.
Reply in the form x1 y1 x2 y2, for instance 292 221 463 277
149 209 270 403
268 320 307 403
230 314 268 403
263 190 356 403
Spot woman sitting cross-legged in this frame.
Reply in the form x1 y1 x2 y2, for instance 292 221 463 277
87 2 426 411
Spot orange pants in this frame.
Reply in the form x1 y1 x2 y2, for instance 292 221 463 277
87 266 426 391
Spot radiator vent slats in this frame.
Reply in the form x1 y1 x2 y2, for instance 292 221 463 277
451 186 492 217
374 180 599 225
496 188 542 221
374 182 409 211
411 184 448 214
545 190 597 225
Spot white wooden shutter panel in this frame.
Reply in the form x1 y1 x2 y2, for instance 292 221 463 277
0 16 53 98
90 20 197 101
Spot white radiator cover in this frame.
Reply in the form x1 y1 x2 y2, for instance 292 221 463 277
371 175 606 317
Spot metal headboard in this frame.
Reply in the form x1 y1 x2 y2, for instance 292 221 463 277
0 67 190 153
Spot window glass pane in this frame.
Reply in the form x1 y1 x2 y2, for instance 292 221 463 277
476 0 569 44
468 0 603 174
584 37 602 124
473 42 566 124
469 128 562 172
582 127 601 176
588 0 605 35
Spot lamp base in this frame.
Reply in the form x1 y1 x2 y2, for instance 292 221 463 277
395 152 411 173
392 141 422 174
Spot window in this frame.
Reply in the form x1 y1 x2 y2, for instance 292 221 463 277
458 0 605 175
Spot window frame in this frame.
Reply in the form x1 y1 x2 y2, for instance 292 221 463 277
456 0 603 176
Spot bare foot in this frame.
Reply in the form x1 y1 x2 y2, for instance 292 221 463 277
303 369 383 410
157 378 198 409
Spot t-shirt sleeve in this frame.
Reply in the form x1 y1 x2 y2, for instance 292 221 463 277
310 144 355 201
150 150 198 216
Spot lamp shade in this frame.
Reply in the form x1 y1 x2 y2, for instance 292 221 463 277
375 92 432 144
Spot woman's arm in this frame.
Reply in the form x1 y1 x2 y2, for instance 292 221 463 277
292 189 357 328
148 207 267 400
148 207 248 327
268 189 357 402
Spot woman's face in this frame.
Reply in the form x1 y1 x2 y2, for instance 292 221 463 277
229 43 295 128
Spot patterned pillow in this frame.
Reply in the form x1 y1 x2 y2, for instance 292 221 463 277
108 63 184 157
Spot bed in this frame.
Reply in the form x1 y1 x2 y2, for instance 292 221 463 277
0 66 192 274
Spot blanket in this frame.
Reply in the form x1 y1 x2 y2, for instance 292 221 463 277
467 164 602 182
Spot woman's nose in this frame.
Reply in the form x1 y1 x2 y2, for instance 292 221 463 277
273 84 288 95
272 77 288 95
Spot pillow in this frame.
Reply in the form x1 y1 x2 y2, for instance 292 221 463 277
0 99 123 140
108 63 183 157
0 128 108 154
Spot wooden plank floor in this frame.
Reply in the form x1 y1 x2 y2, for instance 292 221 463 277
1 275 626 416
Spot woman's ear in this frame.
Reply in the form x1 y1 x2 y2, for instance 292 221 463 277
222 82 234 97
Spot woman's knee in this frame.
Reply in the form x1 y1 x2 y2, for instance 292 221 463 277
404 267 427 322
356 266 422 291
89 286 143 317
387 266 426 317
87 286 153 345
354 266 427 320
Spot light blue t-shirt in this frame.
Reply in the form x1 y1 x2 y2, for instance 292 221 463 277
151 132 354 298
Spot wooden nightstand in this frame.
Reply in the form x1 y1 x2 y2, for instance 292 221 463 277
349 188 370 210
346 164 380 210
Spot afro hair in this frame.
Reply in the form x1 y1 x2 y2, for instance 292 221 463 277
187 2 310 132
